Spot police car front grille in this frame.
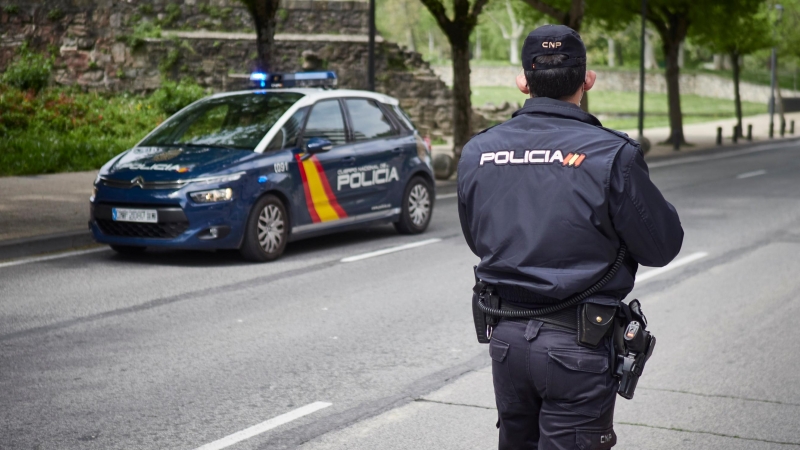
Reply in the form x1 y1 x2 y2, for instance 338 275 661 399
100 178 188 190
96 220 189 239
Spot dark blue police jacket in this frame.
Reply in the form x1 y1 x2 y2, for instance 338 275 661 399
458 97 683 306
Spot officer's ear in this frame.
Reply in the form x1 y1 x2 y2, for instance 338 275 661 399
516 73 530 95
584 70 597 92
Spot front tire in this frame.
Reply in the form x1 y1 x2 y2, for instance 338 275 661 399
394 177 433 234
240 195 289 262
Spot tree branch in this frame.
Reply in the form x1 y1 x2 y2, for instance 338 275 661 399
488 12 511 39
470 0 491 21
418 0 454 35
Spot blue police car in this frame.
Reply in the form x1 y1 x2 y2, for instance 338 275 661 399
89 72 435 261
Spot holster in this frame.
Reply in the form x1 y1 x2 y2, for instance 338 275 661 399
577 303 617 348
472 266 500 344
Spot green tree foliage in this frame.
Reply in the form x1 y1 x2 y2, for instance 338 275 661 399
691 1 772 134
518 0 585 30
772 0 800 60
590 0 764 145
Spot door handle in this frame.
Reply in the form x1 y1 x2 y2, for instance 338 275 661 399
341 156 356 164
392 148 403 154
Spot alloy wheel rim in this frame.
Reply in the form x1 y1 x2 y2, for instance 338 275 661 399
257 204 285 253
408 184 430 226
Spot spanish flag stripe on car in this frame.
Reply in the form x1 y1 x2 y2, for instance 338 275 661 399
295 154 321 223
294 154 348 223
311 156 347 218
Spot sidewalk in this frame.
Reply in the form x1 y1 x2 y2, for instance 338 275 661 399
1 113 797 260
298 361 790 450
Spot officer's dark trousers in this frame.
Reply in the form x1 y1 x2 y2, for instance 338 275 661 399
490 319 618 449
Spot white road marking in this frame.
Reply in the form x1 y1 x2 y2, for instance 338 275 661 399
636 252 709 283
436 192 458 200
193 402 332 450
341 238 442 263
0 247 109 269
736 169 767 179
648 141 794 169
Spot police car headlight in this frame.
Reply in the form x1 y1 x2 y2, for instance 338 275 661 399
190 188 233 203
190 171 246 185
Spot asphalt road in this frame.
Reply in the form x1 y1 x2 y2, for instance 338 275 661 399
2 140 800 450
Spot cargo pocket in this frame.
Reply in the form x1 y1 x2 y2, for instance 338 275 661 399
576 427 616 449
546 348 609 417
490 339 520 404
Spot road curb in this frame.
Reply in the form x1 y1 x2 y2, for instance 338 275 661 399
0 230 97 261
644 136 800 164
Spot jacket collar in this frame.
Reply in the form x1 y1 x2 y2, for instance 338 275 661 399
512 97 602 127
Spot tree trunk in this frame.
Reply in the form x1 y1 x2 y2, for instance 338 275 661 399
565 0 584 31
451 37 472 158
607 37 616 67
662 37 685 146
246 0 280 72
475 30 481 60
509 36 519 65
731 50 742 137
644 32 657 70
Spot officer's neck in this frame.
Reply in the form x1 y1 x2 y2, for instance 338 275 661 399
561 88 584 107
531 89 583 107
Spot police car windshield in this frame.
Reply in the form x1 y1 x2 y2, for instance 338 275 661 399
141 92 304 151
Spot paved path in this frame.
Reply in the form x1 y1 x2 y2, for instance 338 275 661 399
2 140 799 449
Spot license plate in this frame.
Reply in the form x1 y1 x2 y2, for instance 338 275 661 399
112 208 158 223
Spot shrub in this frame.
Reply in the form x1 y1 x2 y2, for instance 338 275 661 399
121 22 162 50
1 45 53 93
0 85 165 175
150 79 207 115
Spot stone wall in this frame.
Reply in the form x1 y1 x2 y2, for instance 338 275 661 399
0 0 451 135
432 64 799 105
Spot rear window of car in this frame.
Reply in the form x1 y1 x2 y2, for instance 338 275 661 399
390 104 415 131
141 92 304 150
345 98 396 141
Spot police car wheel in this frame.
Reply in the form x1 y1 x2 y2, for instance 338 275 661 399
394 177 433 234
240 195 288 262
110 245 146 254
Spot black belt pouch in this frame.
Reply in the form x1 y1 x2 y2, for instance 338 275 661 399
472 266 490 344
578 303 617 348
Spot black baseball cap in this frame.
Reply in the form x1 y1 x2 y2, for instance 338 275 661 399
521 25 586 70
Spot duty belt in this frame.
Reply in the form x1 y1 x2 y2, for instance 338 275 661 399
500 303 578 330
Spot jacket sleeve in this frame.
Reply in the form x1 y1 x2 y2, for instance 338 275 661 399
457 188 478 255
610 143 683 267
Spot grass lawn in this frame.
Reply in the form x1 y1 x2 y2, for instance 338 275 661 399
472 87 766 130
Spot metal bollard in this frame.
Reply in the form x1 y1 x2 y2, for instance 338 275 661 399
792 120 795 135
732 126 738 143
716 127 723 145
747 124 753 141
781 120 786 137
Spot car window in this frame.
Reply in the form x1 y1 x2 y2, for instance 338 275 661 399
390 104 415 131
141 92 303 150
346 99 395 141
266 107 308 151
303 100 347 146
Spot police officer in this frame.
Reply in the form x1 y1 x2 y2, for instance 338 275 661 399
458 25 683 449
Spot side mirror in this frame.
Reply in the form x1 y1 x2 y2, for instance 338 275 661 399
305 137 333 154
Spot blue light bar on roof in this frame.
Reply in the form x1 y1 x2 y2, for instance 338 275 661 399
249 71 337 89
